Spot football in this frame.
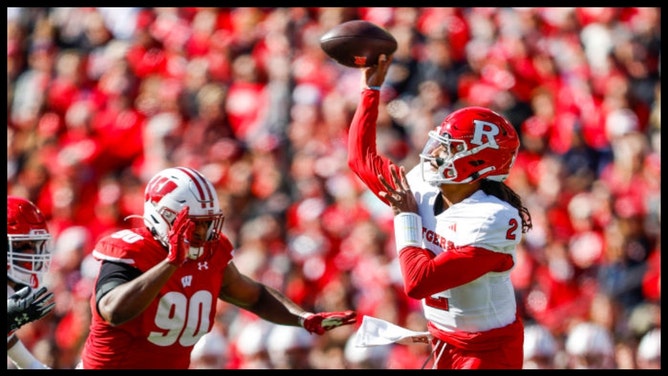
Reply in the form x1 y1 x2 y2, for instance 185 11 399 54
320 20 397 68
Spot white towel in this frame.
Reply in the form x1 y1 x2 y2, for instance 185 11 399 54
354 315 432 347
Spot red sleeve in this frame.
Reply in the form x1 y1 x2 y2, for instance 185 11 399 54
347 89 395 205
398 245 514 299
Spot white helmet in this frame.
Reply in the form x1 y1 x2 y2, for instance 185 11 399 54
524 324 557 359
267 324 314 368
636 328 660 364
143 167 224 260
191 331 228 369
565 322 615 369
565 322 614 357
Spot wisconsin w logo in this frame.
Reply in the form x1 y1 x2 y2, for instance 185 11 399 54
181 275 193 288
145 176 178 204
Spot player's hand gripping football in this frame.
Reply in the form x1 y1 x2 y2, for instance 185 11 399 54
167 206 195 266
7 286 55 336
300 310 357 335
361 53 392 89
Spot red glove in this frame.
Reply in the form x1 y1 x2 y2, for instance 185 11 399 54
300 310 357 335
167 207 194 266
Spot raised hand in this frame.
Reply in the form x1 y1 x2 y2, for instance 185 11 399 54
166 206 194 266
361 53 393 89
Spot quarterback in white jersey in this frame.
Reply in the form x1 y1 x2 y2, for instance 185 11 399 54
348 54 532 369
405 167 520 333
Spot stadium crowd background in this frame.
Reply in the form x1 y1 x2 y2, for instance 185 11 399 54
7 7 660 369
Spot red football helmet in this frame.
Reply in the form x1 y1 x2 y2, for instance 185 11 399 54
419 106 520 185
7 196 53 289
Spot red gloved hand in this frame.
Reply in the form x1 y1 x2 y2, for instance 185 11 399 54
300 310 357 335
167 207 194 266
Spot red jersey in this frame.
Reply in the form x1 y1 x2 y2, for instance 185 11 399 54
80 227 233 369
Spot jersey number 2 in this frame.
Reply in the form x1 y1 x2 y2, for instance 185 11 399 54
505 218 519 240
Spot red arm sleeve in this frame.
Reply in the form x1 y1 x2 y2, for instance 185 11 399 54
398 245 515 299
347 89 395 205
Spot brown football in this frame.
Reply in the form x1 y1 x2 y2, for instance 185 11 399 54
320 20 397 68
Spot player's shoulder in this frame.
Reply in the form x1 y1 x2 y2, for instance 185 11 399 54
212 233 236 262
455 191 519 227
96 227 155 247
216 234 234 251
468 190 516 212
93 227 161 265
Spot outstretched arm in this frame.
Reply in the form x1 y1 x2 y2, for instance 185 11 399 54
219 261 355 335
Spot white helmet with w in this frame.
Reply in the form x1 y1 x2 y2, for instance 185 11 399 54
143 167 224 260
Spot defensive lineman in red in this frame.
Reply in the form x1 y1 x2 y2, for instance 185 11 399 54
79 167 356 369
348 54 532 369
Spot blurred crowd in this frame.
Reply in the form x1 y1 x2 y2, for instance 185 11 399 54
7 7 660 369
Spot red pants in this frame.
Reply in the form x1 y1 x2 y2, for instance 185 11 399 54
425 320 524 369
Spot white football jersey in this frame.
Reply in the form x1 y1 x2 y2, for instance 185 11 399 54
405 165 522 333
